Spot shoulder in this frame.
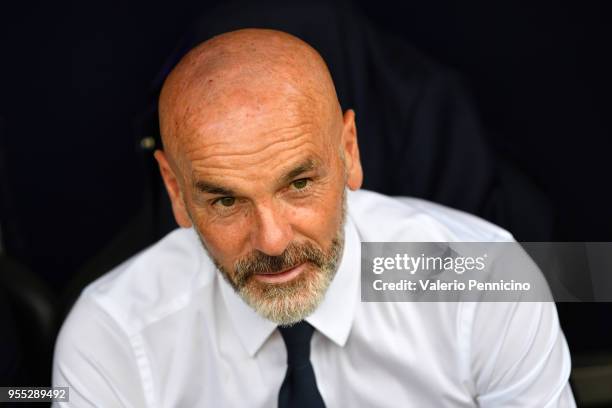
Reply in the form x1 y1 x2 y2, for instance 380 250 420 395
468 301 574 405
53 228 217 405
52 291 149 406
347 189 513 242
72 227 216 336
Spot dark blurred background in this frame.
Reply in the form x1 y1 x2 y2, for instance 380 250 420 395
0 0 611 405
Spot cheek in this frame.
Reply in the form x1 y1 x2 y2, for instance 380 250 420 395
194 217 249 266
290 188 344 240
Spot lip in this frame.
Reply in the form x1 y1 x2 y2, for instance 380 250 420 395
254 262 307 284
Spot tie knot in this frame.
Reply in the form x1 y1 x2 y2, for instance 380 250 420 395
278 321 315 366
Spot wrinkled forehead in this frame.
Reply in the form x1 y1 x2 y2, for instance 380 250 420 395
172 87 339 181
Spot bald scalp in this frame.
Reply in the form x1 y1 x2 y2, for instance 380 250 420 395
158 29 343 169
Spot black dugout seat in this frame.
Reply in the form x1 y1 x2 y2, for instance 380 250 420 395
1 119 59 388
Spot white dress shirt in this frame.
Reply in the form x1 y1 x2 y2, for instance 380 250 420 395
52 189 576 407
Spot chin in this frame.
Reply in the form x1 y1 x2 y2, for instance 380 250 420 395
239 263 334 325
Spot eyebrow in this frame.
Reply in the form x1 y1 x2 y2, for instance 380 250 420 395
279 159 317 185
193 180 235 196
192 158 318 196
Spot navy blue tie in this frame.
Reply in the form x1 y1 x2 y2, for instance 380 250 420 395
278 321 326 408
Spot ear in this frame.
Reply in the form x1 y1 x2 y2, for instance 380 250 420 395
153 150 193 228
341 109 363 190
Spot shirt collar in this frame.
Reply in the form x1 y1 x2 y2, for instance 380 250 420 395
218 214 361 357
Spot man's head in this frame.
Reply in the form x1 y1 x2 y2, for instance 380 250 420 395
155 29 362 325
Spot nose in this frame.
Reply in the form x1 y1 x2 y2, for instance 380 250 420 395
250 201 293 256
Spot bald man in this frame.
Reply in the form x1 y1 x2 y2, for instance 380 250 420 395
52 29 575 407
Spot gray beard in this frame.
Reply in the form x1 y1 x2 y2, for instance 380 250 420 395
193 190 347 325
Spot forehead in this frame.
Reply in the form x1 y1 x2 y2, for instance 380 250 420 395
177 90 335 183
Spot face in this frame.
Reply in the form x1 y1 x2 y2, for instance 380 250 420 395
156 93 362 326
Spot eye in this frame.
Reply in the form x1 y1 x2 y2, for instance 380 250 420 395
215 197 236 207
292 178 309 190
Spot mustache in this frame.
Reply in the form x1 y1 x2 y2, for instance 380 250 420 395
233 241 328 286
